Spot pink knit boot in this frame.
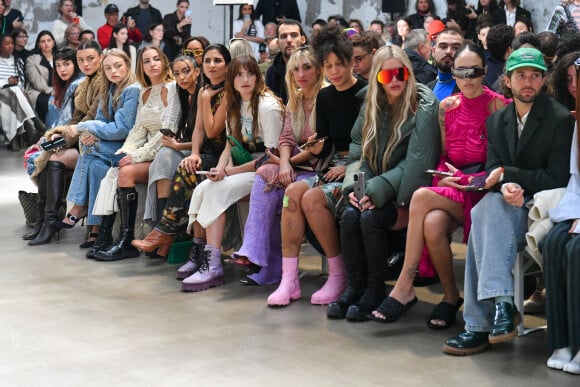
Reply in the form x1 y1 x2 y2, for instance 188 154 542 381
310 254 347 305
267 257 301 306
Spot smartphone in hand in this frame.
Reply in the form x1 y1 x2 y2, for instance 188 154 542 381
160 128 177 138
425 169 454 177
353 172 365 202
299 136 327 150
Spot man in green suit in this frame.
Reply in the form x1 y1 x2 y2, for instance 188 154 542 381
443 47 575 356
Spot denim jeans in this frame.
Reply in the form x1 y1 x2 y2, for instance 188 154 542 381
463 192 528 332
66 152 114 226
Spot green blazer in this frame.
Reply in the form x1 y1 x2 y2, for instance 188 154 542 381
486 92 575 195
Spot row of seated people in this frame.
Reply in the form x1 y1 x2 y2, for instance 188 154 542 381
0 20 211 149
17 22 580 374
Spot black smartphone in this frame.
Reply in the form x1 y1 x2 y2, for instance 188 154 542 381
39 137 66 151
464 175 487 191
160 128 177 138
353 171 365 202
299 136 328 150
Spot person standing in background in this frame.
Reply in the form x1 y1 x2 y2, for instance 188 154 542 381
163 0 192 61
2 0 23 35
255 0 301 25
51 0 92 46
123 0 162 41
98 4 142 50
232 3 265 62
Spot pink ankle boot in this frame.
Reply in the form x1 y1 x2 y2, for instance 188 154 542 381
311 254 347 305
267 257 300 306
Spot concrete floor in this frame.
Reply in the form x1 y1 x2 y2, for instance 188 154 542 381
0 149 577 386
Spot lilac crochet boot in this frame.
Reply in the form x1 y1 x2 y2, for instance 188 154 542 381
234 175 284 268
246 212 282 285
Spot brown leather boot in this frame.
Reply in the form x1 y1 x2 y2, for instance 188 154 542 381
131 228 174 257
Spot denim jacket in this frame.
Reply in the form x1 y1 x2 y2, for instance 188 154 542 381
76 82 141 161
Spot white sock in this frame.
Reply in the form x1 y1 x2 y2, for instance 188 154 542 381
547 347 572 370
563 350 580 374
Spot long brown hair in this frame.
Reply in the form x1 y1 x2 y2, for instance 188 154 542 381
224 55 274 142
135 45 173 87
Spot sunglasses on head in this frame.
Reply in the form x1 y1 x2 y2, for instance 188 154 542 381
342 28 359 39
182 48 204 57
377 67 409 84
451 67 485 79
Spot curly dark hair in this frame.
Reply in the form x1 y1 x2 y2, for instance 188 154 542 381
310 24 352 66
548 50 580 110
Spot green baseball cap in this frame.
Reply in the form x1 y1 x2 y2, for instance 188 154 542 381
506 47 547 72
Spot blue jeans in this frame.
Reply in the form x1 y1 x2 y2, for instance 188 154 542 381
66 152 117 225
463 192 528 332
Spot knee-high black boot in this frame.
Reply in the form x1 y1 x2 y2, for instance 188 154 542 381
22 168 48 240
327 205 369 319
155 197 167 224
94 187 140 261
28 161 65 246
86 213 117 259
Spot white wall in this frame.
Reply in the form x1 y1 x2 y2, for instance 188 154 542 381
13 0 562 48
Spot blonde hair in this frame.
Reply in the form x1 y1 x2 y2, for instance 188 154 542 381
284 47 326 139
361 45 417 174
100 49 135 121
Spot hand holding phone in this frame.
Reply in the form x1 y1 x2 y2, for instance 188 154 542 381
160 128 177 138
425 169 454 177
299 136 327 150
353 172 365 202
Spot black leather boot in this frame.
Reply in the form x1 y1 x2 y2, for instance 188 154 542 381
28 161 65 246
22 202 46 240
94 187 140 261
22 167 48 240
86 213 116 259
345 274 387 322
326 269 367 319
155 197 167 223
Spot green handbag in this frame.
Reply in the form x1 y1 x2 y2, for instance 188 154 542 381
227 135 253 165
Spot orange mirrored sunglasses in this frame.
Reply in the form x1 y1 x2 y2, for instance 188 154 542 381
377 67 409 84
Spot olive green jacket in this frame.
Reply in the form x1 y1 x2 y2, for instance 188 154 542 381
343 83 440 208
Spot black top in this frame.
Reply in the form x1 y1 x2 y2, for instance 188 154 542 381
265 53 287 104
123 5 163 39
255 0 301 25
316 79 367 159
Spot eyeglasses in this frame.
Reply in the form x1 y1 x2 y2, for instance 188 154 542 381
451 67 485 79
377 67 409 84
183 48 204 57
352 52 369 64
